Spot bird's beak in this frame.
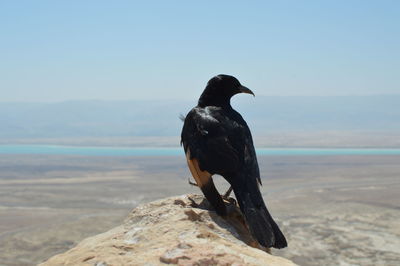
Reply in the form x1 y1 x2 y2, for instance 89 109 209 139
239 85 255 96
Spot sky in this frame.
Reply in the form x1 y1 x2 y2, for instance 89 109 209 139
0 1 399 102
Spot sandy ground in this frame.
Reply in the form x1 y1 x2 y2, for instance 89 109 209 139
0 154 399 266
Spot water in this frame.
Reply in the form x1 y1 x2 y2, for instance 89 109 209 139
0 145 400 156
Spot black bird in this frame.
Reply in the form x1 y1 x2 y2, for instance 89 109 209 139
181 74 287 249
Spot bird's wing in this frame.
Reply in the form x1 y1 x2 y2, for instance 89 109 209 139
181 106 237 215
181 106 242 175
241 123 262 186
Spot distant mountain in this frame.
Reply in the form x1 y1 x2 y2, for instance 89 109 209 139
232 95 400 135
0 96 399 138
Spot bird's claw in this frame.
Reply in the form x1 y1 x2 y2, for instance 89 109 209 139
222 196 237 206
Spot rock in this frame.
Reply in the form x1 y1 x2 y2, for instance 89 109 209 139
40 194 296 266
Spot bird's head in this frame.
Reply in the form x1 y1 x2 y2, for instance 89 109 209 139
198 74 254 107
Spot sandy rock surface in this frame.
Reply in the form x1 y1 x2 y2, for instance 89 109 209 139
40 194 295 266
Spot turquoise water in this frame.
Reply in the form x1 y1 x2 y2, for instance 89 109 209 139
0 145 400 156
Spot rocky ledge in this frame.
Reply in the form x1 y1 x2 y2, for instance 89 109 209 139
40 194 296 266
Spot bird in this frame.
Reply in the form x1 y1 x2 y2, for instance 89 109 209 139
181 74 287 249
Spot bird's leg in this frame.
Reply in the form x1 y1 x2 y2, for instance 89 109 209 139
223 186 233 198
188 177 198 187
222 186 237 206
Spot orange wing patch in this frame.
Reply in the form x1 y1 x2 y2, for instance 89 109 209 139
186 149 212 188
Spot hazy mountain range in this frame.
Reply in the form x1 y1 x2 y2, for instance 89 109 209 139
0 95 399 138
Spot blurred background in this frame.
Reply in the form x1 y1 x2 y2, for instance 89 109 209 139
0 1 399 265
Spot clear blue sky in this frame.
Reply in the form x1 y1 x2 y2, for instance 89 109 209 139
1 1 399 102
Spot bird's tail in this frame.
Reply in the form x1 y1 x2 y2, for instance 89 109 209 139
233 179 287 249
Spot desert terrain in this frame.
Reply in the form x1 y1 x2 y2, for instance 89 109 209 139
0 154 399 266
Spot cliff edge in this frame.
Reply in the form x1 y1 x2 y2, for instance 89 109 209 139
40 194 295 266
